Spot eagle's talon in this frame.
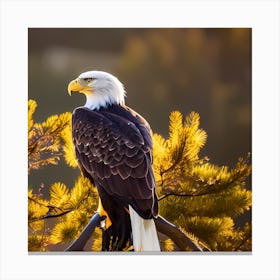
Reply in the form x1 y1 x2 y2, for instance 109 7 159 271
100 218 106 230
98 215 107 230
96 198 112 229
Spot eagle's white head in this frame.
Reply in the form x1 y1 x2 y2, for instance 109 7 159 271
68 70 126 110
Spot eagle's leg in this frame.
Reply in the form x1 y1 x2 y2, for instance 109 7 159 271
96 197 112 229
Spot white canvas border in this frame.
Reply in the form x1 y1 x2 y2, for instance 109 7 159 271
0 0 279 279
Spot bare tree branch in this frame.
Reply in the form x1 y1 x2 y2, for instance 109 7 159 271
158 192 201 201
64 212 205 252
155 215 203 251
65 213 103 251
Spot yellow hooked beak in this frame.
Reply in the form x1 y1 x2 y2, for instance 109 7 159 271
68 79 84 96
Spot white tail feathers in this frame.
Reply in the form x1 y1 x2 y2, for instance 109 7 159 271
129 205 161 251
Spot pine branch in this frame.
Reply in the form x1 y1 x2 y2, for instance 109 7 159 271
158 154 251 202
28 195 73 222
28 199 90 222
234 235 251 251
232 225 252 251
158 175 237 201
158 191 205 201
28 195 49 208
159 154 182 176
29 183 92 223
29 209 73 222
28 111 71 173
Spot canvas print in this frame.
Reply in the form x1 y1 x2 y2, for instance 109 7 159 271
28 28 252 252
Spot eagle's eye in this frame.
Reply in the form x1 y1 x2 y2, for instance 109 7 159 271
83 78 94 83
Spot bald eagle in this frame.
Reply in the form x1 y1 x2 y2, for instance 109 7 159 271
68 71 160 251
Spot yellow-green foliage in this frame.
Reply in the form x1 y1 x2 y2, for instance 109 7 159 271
91 227 103 251
48 175 99 245
160 239 175 252
153 111 208 194
28 100 252 252
28 175 98 250
28 190 49 231
28 99 73 173
28 234 49 252
152 110 251 251
61 123 78 168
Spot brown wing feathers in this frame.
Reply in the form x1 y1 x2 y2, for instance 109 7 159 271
72 105 158 219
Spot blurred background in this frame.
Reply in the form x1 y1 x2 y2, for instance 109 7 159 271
28 28 251 197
